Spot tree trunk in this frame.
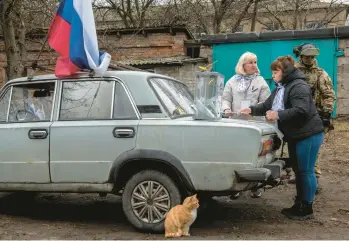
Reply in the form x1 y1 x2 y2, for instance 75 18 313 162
250 0 259 31
232 0 254 32
213 17 222 34
293 0 300 30
126 0 136 27
16 8 27 77
1 0 24 81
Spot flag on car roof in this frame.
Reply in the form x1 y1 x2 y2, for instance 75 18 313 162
48 0 111 77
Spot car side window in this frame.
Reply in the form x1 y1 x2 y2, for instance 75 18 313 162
59 80 113 120
113 81 138 119
0 88 11 122
8 82 55 123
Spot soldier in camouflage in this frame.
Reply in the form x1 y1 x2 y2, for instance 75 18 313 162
290 43 336 193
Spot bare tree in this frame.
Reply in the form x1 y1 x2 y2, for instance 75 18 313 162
149 0 192 27
93 0 160 28
0 0 58 81
94 0 256 34
1 0 23 80
250 0 260 31
159 0 255 34
257 0 347 31
230 0 255 32
314 0 348 28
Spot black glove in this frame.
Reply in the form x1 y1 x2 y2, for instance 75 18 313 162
320 112 331 128
322 118 330 128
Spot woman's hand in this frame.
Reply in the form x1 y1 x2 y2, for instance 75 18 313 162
240 108 252 115
266 110 279 121
224 109 233 116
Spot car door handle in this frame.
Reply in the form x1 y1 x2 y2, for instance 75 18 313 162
28 129 48 139
113 128 135 138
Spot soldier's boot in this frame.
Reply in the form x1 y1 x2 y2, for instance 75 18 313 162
230 191 241 200
281 168 295 184
288 175 296 184
250 188 262 198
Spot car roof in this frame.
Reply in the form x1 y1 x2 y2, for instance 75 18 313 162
3 70 190 119
5 70 180 85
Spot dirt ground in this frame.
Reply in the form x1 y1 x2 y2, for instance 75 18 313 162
0 119 348 240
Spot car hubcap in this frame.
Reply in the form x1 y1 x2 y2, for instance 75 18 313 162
131 181 171 224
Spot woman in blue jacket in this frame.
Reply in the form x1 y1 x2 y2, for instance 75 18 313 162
240 55 324 220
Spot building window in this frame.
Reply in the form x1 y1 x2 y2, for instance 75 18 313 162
306 21 327 29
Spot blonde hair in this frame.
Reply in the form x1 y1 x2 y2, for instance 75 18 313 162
235 52 260 76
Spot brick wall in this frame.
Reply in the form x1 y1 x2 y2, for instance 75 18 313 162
199 45 212 63
337 39 349 115
0 37 58 87
0 29 192 87
100 32 188 61
155 59 208 93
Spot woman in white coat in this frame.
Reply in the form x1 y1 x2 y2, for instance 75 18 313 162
222 51 271 198
222 52 271 115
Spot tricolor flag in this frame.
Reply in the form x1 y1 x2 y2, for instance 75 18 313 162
48 0 111 77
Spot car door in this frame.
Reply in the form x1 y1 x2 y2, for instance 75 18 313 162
49 78 140 183
0 81 56 183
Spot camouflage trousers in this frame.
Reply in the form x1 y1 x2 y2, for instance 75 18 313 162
314 126 332 178
315 155 321 178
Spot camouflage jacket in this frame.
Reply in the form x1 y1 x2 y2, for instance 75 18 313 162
295 61 336 115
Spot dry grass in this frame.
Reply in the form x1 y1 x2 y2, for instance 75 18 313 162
320 118 349 178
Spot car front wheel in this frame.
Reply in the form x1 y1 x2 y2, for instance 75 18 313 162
122 169 182 233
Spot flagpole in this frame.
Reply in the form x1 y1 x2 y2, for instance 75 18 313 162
30 1 62 77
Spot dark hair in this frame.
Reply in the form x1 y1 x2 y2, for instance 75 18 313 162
270 55 295 71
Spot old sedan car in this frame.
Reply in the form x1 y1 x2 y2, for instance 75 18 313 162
0 70 284 232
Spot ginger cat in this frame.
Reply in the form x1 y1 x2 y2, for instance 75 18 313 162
164 194 199 238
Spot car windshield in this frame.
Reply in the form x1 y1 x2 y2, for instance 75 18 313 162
149 77 195 118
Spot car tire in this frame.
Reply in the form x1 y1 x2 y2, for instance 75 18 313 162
122 169 182 233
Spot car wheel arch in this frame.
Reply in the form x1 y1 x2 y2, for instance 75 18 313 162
108 149 195 195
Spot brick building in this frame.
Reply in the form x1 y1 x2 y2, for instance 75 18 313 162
0 25 209 92
98 25 209 92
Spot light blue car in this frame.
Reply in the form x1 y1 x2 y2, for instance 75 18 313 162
0 70 284 232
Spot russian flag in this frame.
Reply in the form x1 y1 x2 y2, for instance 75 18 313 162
48 0 111 77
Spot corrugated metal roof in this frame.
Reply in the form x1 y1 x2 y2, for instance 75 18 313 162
116 56 207 66
95 25 195 40
199 26 349 45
